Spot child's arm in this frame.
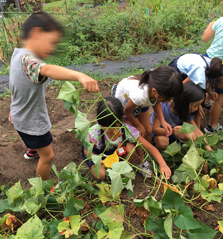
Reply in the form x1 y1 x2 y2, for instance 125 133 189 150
124 98 146 137
202 21 215 42
190 120 212 151
153 102 172 136
40 65 99 92
152 116 166 136
137 135 171 179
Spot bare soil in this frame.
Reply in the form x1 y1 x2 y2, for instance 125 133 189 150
0 80 222 238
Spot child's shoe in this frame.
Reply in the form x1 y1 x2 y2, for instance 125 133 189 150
139 161 152 178
203 101 212 111
24 148 39 159
204 123 223 135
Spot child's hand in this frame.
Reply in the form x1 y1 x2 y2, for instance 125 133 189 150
207 89 218 101
136 124 146 137
161 120 172 136
159 164 171 179
8 111 13 124
78 75 99 92
173 125 181 137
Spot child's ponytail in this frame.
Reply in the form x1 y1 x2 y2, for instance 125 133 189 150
139 70 151 86
139 66 183 102
205 57 223 88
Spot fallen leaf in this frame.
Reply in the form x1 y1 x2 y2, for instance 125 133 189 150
202 161 209 174
218 174 223 181
204 204 216 212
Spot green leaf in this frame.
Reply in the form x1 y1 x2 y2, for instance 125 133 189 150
52 164 62 179
99 205 124 225
146 216 168 239
164 141 181 157
201 188 223 203
126 179 134 198
57 215 85 238
196 135 205 145
16 215 44 239
182 145 204 171
63 197 78 217
6 181 23 202
43 179 55 191
49 219 61 239
107 222 124 239
97 230 108 239
162 187 184 210
120 231 136 239
134 199 146 208
92 154 102 179
210 168 218 176
23 202 41 215
179 122 197 134
97 183 119 203
28 178 44 197
187 222 217 239
211 149 223 164
112 161 133 174
0 199 13 213
174 206 202 230
107 169 123 198
57 81 79 104
205 133 219 147
147 197 164 217
75 111 90 135
94 203 107 216
164 213 173 239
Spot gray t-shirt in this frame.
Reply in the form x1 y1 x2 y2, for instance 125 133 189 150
9 48 51 135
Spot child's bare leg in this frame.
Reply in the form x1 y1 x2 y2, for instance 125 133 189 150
125 142 136 163
138 110 152 143
36 144 54 180
153 136 169 150
209 94 223 128
91 164 106 180
179 132 196 141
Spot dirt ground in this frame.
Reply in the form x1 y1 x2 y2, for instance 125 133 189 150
0 80 223 237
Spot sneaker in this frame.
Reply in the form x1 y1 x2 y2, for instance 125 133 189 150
139 161 152 178
204 123 223 135
24 149 39 159
203 101 212 111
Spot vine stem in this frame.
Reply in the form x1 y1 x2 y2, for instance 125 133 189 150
184 197 223 220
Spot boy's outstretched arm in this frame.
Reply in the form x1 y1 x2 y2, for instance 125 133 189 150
40 64 99 92
137 135 171 179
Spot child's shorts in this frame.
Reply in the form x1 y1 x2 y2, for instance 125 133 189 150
17 131 53 149
152 133 176 146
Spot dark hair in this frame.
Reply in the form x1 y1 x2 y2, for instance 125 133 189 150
139 66 183 102
21 11 63 40
173 81 205 122
205 57 223 89
97 96 124 127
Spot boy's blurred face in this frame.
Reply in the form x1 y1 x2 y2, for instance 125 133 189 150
36 30 61 59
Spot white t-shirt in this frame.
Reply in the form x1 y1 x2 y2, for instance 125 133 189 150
177 54 211 89
114 76 157 108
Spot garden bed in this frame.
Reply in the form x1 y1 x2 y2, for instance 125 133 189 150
1 79 223 238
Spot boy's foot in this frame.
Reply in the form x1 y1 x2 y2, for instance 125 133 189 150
24 149 39 159
204 123 223 135
203 101 212 111
139 161 152 178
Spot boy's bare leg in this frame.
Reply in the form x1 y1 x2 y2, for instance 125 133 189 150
36 144 54 180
